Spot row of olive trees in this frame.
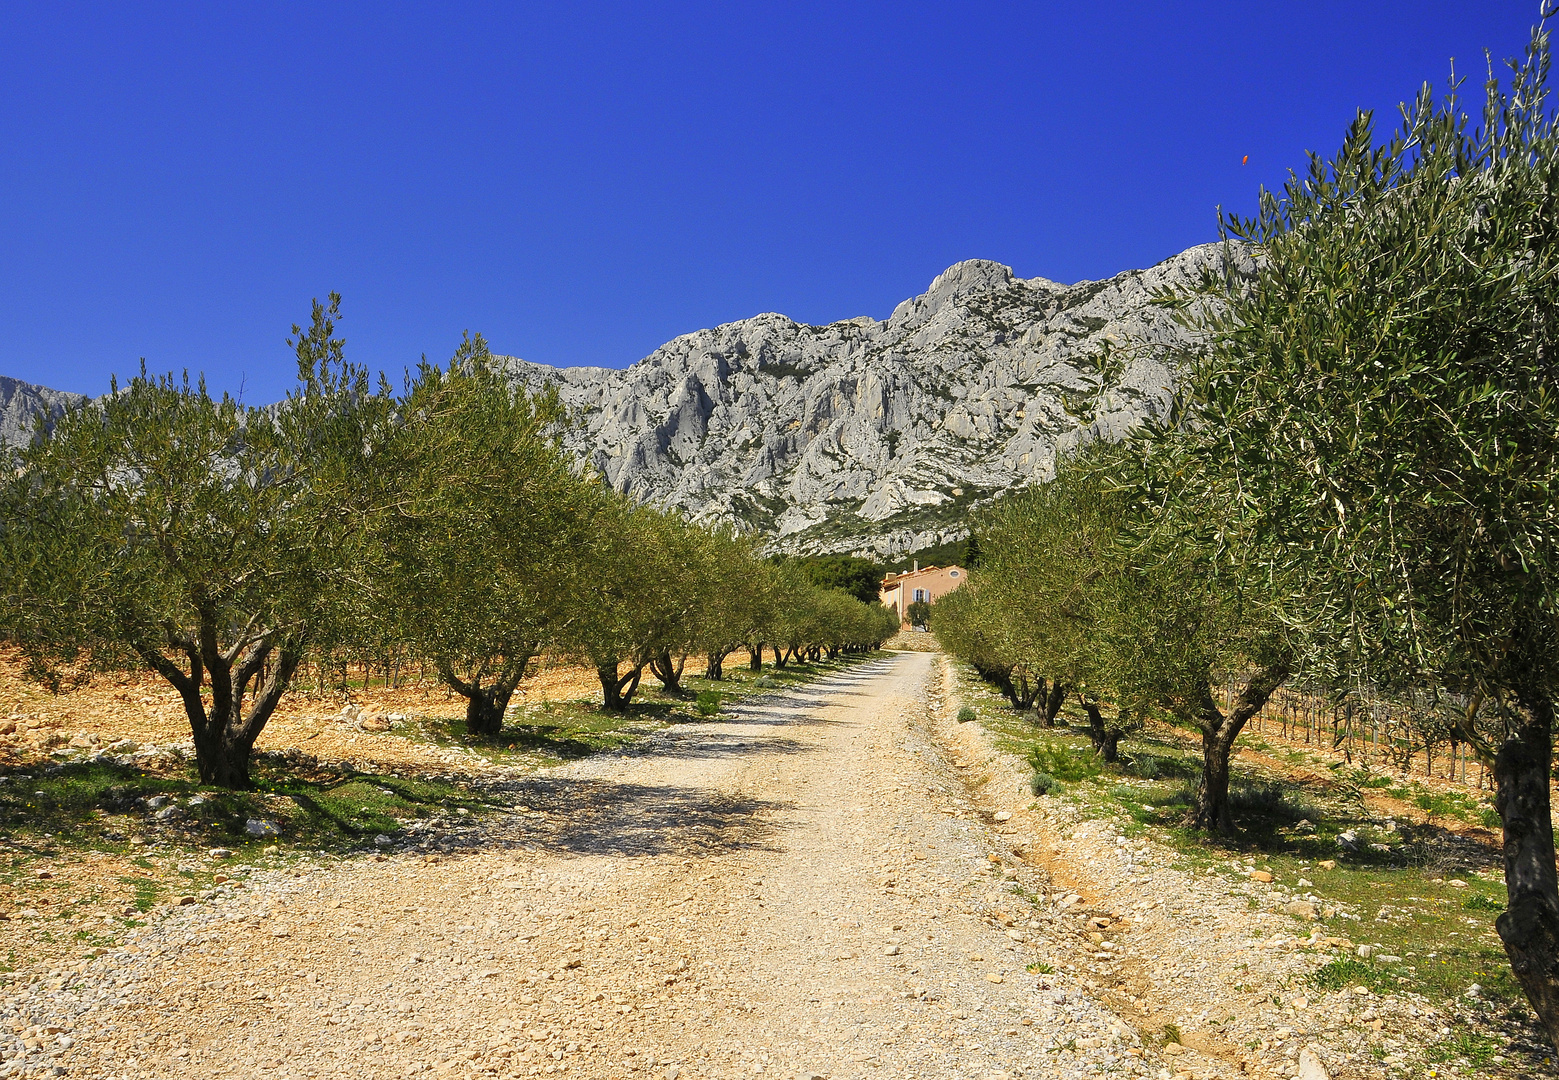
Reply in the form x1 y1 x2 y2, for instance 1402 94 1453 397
0 298 894 791
941 22 1559 1043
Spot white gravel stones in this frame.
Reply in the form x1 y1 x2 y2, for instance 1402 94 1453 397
0 652 1394 1080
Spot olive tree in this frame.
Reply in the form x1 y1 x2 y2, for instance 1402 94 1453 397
693 533 777 681
561 500 700 710
0 296 388 787
1167 24 1559 1040
931 583 1060 719
380 337 592 738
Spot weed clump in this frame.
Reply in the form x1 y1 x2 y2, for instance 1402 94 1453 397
1308 957 1394 994
957 706 977 723
1026 742 1100 785
695 690 722 717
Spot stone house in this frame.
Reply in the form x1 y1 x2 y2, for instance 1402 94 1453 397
879 563 966 627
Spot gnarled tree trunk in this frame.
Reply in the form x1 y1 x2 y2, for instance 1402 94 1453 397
1079 700 1123 763
1042 681 1067 727
436 652 535 740
139 623 304 790
1492 693 1559 1052
974 663 1019 709
649 649 687 695
1189 662 1289 834
749 643 764 672
598 662 644 712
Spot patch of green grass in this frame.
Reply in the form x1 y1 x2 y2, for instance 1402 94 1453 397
1308 957 1398 994
1381 783 1494 830
118 875 162 912
247 763 494 848
1425 1028 1504 1068
695 690 722 717
0 754 496 869
410 699 658 764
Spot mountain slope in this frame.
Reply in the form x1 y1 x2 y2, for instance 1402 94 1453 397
0 376 86 447
503 242 1246 555
0 242 1247 556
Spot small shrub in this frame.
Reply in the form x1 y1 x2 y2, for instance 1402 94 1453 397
1123 753 1161 779
1027 742 1100 783
695 691 722 717
754 676 778 689
1030 771 1058 796
1308 957 1393 994
1228 781 1314 822
1464 891 1503 912
957 706 977 724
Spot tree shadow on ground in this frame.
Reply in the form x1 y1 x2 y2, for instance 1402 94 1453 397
604 730 818 760
421 777 791 859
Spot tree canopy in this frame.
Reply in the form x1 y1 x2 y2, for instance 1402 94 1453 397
0 296 390 786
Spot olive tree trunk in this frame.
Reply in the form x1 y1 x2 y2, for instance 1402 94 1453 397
436 653 535 740
1189 662 1289 834
1080 701 1123 763
138 624 304 790
649 649 687 694
598 662 644 712
1491 693 1559 1053
1042 681 1067 726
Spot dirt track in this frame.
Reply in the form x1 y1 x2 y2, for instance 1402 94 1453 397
38 650 1165 1080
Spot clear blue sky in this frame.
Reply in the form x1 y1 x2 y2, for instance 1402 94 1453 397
0 2 1542 401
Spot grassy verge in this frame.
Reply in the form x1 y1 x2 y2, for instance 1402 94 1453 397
948 657 1546 1073
400 651 883 767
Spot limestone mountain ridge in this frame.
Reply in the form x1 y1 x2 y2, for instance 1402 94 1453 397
0 241 1247 557
501 241 1244 556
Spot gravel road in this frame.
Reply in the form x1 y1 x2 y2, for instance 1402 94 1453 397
11 651 1164 1080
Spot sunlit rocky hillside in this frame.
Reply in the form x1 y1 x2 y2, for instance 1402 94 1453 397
0 243 1248 557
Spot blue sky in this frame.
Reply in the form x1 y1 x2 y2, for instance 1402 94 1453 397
0 2 1541 401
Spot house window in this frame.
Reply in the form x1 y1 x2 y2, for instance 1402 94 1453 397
913 589 928 602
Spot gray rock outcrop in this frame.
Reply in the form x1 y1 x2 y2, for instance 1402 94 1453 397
503 241 1245 555
0 241 1247 557
0 376 85 448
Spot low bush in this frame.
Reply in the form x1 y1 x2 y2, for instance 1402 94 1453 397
1229 782 1288 815
957 706 977 723
695 690 722 716
1027 742 1100 783
1308 957 1395 994
1121 753 1194 781
1030 771 1058 796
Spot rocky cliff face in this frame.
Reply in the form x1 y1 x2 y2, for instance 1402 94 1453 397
503 242 1243 556
0 376 86 448
0 242 1244 557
